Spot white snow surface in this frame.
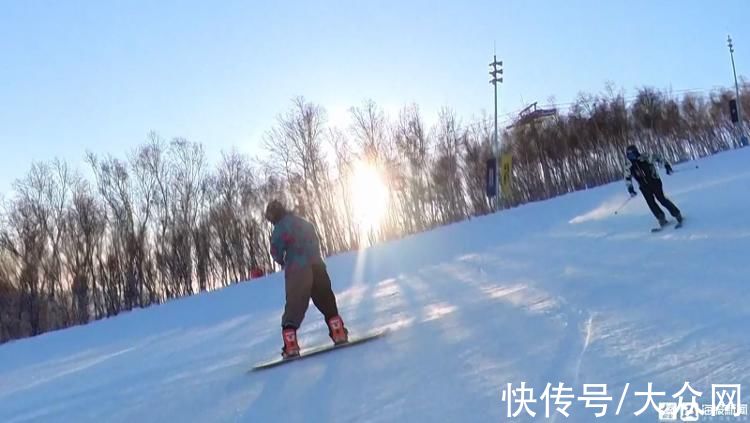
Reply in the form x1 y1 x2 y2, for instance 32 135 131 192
1 148 750 422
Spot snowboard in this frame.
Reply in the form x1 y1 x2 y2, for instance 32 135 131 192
250 329 388 372
651 221 672 232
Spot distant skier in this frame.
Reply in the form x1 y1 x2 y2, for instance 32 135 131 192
264 200 348 358
624 145 684 229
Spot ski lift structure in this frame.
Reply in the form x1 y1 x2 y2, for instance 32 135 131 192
506 102 557 129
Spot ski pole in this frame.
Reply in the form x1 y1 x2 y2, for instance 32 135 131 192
673 165 700 173
613 196 633 215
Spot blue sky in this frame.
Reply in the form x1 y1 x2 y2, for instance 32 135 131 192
1 0 747 195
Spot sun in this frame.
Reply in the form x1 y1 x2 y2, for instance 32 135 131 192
349 161 389 235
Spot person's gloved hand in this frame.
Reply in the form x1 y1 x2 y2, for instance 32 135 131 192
665 163 673 175
628 186 637 197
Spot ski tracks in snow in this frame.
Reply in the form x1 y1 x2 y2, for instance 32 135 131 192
548 310 594 423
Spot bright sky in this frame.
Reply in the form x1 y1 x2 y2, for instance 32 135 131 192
1 0 747 195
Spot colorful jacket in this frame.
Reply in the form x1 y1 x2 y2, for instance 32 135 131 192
269 212 323 270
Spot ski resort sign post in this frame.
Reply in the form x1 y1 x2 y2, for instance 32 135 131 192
500 153 512 199
488 53 503 210
486 154 512 207
486 158 498 201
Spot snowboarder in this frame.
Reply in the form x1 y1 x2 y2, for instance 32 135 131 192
264 200 348 358
623 145 683 229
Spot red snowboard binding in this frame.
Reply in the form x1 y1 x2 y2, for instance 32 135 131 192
281 328 300 358
327 315 349 345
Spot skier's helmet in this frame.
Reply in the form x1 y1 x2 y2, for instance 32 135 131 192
264 200 286 224
625 145 640 161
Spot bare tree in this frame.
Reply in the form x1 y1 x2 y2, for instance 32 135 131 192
63 179 105 324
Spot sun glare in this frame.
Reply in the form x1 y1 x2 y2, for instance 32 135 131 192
350 161 389 234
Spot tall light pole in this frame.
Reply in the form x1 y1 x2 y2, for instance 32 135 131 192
489 54 503 209
728 35 746 145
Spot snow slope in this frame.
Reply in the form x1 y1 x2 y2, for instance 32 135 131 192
1 148 750 422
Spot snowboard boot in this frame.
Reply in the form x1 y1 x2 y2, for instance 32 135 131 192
281 327 300 358
327 315 349 345
658 217 669 228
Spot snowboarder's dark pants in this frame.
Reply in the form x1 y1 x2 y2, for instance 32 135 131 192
640 180 681 222
282 261 340 329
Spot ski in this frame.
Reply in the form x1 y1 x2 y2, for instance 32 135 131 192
651 218 684 232
651 220 674 232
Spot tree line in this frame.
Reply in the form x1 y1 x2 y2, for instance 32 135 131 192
1 82 747 343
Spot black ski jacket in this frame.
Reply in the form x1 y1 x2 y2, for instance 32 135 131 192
624 153 670 191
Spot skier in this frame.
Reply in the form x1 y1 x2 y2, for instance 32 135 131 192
623 145 684 229
264 200 348 358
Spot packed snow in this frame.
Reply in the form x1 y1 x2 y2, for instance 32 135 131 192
1 148 749 422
